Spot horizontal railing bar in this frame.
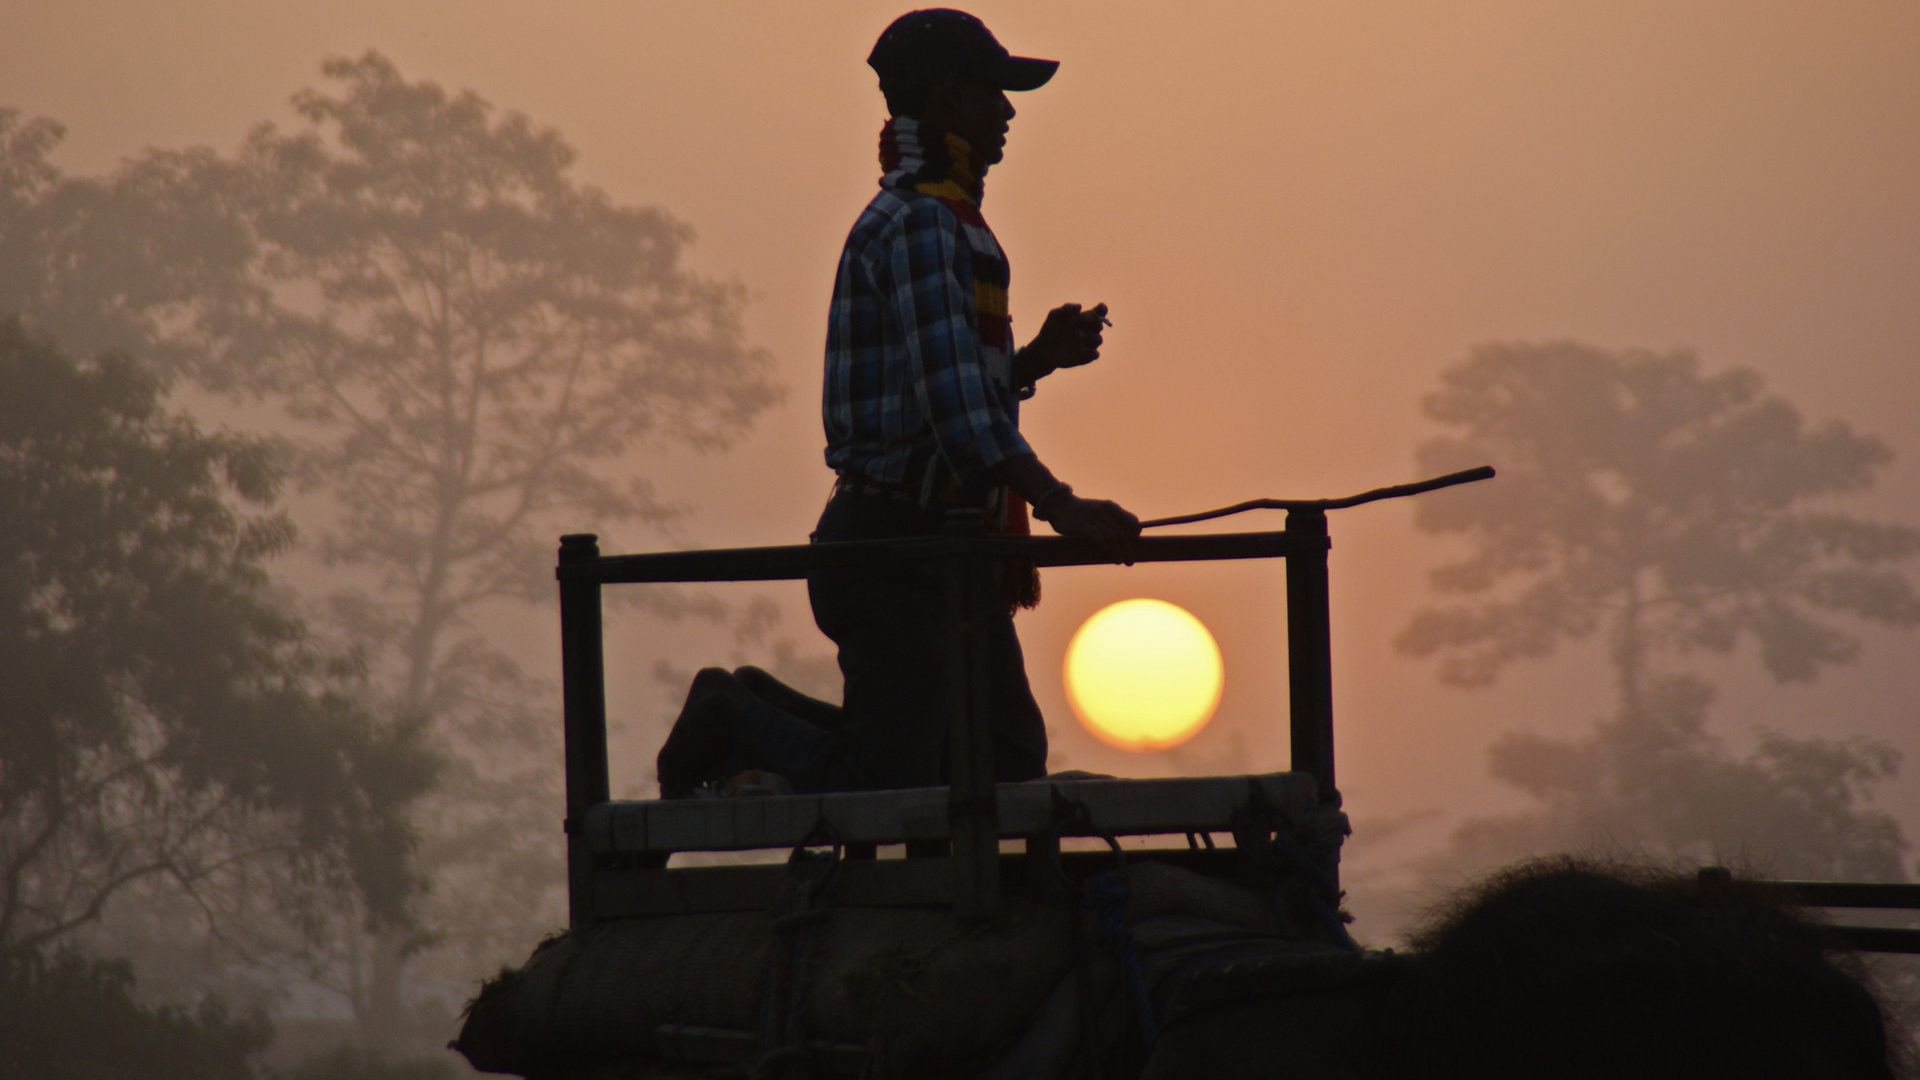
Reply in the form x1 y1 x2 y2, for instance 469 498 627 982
1830 926 1920 954
1742 880 1920 910
557 529 1311 585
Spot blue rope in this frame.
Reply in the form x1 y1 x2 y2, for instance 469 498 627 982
1084 871 1157 1048
1269 825 1360 951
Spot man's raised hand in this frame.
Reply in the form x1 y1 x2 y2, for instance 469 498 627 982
1019 302 1110 383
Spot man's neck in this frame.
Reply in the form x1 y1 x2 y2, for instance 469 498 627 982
880 116 988 205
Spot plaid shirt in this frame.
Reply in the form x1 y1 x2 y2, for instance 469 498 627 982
822 186 1030 500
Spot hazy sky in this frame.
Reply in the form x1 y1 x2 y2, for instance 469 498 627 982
7 0 1918 906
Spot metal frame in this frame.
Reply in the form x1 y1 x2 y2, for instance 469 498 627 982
555 468 1496 928
1698 870 1920 954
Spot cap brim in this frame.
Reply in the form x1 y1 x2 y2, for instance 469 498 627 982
993 55 1058 91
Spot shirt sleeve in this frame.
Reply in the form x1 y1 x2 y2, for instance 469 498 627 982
885 198 1032 479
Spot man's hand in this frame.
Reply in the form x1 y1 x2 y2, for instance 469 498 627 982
992 453 1141 561
1040 492 1141 562
1015 302 1109 387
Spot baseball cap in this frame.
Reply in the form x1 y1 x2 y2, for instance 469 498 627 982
867 9 1058 93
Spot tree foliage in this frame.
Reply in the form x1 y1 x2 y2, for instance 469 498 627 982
3 54 784 1048
231 53 780 665
0 109 260 376
0 320 434 954
206 54 782 1041
1401 340 1920 705
1447 677 1909 880
0 947 272 1080
1401 342 1920 878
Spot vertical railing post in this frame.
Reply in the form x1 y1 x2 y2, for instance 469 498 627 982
558 533 609 930
1285 509 1336 811
944 509 1002 922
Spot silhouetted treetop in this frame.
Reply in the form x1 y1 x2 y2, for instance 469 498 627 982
1402 341 1920 881
229 50 778 439
194 52 785 631
0 109 260 377
1400 341 1920 698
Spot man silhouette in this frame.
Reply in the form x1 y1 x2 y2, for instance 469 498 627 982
658 9 1139 797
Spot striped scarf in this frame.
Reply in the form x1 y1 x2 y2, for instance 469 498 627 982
879 117 1039 609
878 117 1014 359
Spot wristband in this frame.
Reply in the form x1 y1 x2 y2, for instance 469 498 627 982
1031 482 1073 522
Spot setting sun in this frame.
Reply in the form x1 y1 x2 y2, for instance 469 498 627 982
1064 599 1224 751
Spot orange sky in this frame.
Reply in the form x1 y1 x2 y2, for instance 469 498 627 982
7 0 1919 916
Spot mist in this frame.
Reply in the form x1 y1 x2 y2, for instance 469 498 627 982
3 1 1918 1073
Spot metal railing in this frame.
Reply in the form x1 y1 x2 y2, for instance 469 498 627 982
553 467 1495 926
1698 869 1920 953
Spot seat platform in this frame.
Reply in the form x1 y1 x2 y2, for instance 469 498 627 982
583 771 1320 857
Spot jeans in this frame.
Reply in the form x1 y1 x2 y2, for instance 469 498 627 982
726 489 1049 792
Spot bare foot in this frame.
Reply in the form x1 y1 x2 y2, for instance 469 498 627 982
734 666 846 733
657 667 746 798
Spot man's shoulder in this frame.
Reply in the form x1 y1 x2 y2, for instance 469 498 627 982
846 186 961 246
